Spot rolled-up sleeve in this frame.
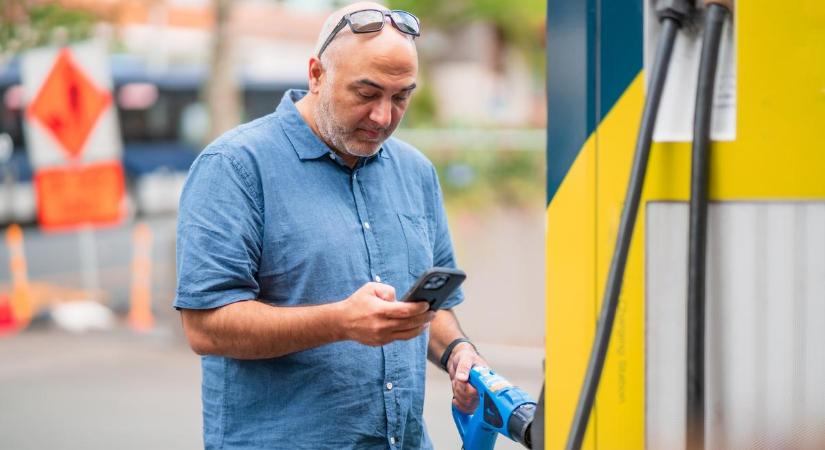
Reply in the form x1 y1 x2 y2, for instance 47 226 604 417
174 150 264 310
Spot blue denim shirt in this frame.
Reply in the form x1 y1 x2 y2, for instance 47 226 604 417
174 90 463 449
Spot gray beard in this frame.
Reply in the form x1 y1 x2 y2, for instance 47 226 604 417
315 89 381 159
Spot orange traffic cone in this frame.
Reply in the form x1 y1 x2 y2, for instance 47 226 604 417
128 223 154 332
6 224 32 330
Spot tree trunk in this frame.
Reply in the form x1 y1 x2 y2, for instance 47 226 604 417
204 0 241 143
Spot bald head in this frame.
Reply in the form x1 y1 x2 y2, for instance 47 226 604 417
314 1 417 68
295 3 419 166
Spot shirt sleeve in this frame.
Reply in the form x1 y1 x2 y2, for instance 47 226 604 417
173 151 264 310
429 165 465 309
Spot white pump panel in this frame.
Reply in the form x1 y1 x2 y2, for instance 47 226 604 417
644 0 737 142
645 202 825 449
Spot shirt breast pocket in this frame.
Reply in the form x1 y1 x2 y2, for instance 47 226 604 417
397 213 434 278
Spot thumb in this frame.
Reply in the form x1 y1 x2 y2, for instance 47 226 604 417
371 282 396 302
455 357 474 382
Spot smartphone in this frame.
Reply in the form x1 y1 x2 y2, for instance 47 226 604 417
401 267 466 310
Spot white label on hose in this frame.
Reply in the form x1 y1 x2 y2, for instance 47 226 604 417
644 1 737 142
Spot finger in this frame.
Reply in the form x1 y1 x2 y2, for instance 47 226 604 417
456 396 477 413
454 354 475 382
452 397 475 414
454 394 478 413
389 311 435 330
451 384 478 413
463 383 479 400
403 300 431 315
451 391 471 412
389 325 429 342
370 282 396 302
383 301 431 319
387 316 430 331
390 322 430 333
452 376 478 397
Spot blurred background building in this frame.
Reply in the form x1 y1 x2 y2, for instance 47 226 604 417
1 0 545 221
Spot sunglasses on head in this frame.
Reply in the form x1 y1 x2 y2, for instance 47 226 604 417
317 9 421 57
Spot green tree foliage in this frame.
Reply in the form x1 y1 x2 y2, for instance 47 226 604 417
388 0 545 65
427 148 545 210
402 78 437 127
0 2 97 62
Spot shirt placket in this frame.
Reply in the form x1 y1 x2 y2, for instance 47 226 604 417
349 164 400 448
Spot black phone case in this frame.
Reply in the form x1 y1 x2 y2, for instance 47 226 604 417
401 267 466 310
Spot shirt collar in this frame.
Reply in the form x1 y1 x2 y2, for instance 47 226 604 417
278 89 389 162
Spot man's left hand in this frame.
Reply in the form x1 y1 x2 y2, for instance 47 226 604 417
447 343 488 414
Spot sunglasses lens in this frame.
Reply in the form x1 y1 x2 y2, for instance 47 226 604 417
391 11 420 36
350 10 384 33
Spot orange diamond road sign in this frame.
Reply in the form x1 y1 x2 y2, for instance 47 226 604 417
26 48 111 161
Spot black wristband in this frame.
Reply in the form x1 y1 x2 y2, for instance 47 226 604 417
439 337 477 371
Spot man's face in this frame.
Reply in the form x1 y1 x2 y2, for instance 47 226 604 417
314 32 418 158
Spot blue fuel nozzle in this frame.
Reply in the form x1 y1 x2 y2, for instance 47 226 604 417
452 366 536 450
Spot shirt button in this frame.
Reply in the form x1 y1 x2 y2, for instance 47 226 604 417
363 221 370 230
386 382 393 390
390 437 397 445
374 274 381 282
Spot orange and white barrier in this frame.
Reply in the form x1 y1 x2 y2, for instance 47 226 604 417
127 222 154 332
4 224 32 332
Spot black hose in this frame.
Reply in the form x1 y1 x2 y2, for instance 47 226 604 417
686 4 730 449
564 16 682 450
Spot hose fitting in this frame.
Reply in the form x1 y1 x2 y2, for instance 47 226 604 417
704 0 734 11
656 0 695 25
508 403 535 449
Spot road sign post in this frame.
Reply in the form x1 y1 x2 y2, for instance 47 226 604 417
22 40 126 301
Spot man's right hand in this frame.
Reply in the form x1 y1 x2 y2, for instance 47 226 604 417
339 282 434 346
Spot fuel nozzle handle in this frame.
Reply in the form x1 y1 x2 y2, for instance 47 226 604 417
453 366 537 450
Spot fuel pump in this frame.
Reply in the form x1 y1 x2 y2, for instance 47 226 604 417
564 0 736 448
547 0 825 447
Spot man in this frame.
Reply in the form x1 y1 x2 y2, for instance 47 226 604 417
175 3 487 448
